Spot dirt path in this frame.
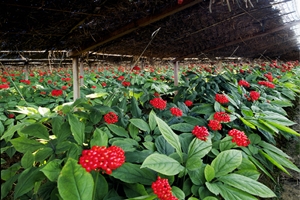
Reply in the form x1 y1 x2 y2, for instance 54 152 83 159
278 99 300 200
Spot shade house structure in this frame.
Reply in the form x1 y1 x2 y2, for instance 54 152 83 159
1 0 300 100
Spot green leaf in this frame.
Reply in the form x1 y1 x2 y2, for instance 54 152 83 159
89 107 102 124
1 174 19 199
186 138 212 171
203 197 219 200
219 136 236 151
107 124 129 138
148 110 157 131
261 111 296 126
248 156 275 182
155 115 183 161
40 159 62 182
155 135 175 155
112 163 156 185
141 153 184 176
264 120 300 136
86 92 108 98
1 123 27 140
21 151 34 169
10 137 44 153
130 118 150 133
191 103 214 114
14 167 44 199
131 97 142 118
208 182 258 200
172 186 185 200
92 172 108 200
182 116 206 126
239 117 256 129
241 106 254 117
218 173 276 198
34 147 53 162
259 141 289 158
58 158 94 200
211 150 242 177
68 114 85 145
112 138 139 152
204 165 215 182
263 149 300 173
170 123 194 132
91 128 108 147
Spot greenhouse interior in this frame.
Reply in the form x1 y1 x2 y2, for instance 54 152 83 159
1 0 300 200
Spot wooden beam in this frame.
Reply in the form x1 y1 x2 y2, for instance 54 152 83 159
176 20 300 60
72 57 80 100
68 0 203 57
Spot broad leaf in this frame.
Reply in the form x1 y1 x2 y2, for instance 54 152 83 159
14 167 44 199
155 115 183 161
211 150 242 177
208 182 258 200
141 153 184 176
20 123 49 139
218 173 276 198
107 124 129 138
58 158 94 200
10 137 45 153
40 159 63 182
170 123 194 132
68 114 85 145
112 163 156 185
204 164 215 182
186 138 212 170
90 128 108 147
130 118 150 133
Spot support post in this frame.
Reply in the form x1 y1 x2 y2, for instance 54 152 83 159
72 57 80 101
174 61 179 86
79 59 84 86
24 65 29 80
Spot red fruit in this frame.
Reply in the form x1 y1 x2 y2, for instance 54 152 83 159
8 113 15 118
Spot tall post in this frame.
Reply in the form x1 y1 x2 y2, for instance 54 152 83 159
79 59 84 86
72 57 80 100
174 61 179 86
24 65 29 80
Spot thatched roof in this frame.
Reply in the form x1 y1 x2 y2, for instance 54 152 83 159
0 0 300 64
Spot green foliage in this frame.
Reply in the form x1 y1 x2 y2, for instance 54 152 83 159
1 62 300 199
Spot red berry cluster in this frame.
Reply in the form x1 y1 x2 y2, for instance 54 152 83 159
192 126 209 141
258 81 275 89
0 84 9 89
104 112 118 124
215 94 229 104
61 85 68 90
151 177 178 200
213 111 230 123
170 107 183 117
228 129 250 147
51 89 63 96
150 98 167 110
79 145 125 174
20 80 31 85
184 100 193 107
246 91 260 101
122 81 131 87
238 80 250 88
208 119 222 131
264 72 273 82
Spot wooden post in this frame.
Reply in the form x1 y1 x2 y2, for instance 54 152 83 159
79 59 84 86
72 57 80 100
174 61 179 86
24 65 29 80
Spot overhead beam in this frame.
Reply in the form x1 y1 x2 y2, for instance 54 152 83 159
177 20 300 60
68 0 203 57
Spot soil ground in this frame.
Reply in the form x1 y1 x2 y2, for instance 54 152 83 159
278 99 300 200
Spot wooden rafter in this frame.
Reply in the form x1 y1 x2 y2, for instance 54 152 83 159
68 0 203 57
177 20 300 60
